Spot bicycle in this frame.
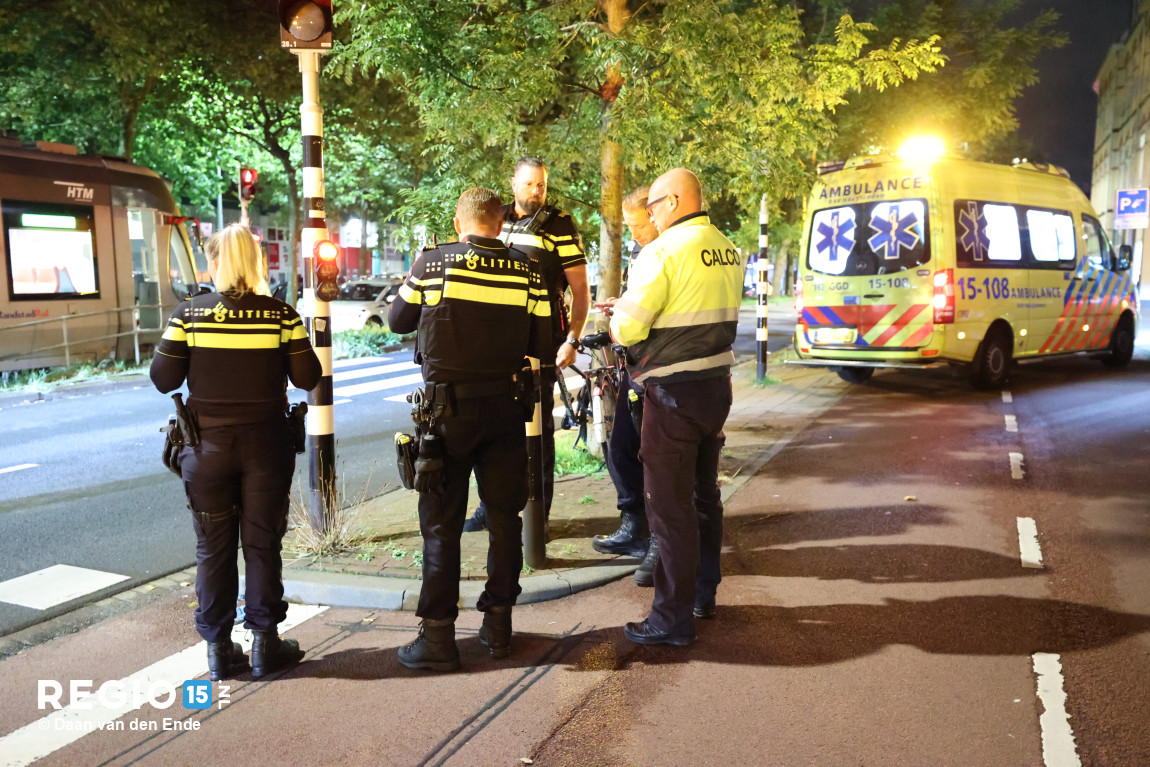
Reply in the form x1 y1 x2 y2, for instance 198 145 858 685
555 331 624 459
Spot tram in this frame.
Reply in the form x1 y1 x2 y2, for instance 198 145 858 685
0 138 201 372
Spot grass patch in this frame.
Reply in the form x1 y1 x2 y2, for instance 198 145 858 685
554 440 605 477
333 325 410 358
577 495 598 505
0 357 151 393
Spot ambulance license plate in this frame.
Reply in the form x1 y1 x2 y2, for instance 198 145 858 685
812 327 857 345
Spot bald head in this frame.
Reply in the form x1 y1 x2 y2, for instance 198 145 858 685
646 168 703 233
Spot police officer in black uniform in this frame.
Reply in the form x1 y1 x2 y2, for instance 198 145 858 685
389 187 552 671
151 223 321 681
463 157 590 533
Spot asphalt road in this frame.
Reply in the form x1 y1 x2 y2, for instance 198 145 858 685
0 327 1145 766
0 306 797 637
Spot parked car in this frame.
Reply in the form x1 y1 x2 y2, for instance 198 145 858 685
329 278 403 332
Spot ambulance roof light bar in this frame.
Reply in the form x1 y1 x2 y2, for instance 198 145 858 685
896 135 946 164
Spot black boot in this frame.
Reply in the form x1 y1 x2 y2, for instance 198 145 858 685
462 506 488 533
634 535 659 587
478 606 512 659
251 630 305 679
207 640 249 682
592 511 648 557
398 617 461 672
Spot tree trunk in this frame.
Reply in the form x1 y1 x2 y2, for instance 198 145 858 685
595 0 631 327
773 237 792 297
598 134 623 312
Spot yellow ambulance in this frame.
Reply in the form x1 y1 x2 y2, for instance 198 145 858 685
791 139 1138 388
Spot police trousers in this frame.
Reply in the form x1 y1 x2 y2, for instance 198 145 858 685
180 419 294 644
606 367 645 519
417 393 527 621
638 374 732 634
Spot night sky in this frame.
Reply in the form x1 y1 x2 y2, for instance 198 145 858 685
1012 0 1136 194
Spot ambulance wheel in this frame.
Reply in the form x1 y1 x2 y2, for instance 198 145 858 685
835 367 874 384
1102 314 1135 368
971 330 1011 389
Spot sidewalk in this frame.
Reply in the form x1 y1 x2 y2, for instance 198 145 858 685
266 316 850 613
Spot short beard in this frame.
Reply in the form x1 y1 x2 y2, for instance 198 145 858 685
516 197 543 217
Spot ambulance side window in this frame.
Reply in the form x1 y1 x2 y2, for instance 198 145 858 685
1080 216 1110 270
1024 208 1076 269
954 200 1021 266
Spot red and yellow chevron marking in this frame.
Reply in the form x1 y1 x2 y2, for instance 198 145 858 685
860 303 932 347
1040 271 1132 354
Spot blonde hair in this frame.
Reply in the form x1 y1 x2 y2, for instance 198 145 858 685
622 185 651 213
205 223 269 297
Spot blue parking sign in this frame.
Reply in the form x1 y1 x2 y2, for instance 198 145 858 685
1115 188 1149 229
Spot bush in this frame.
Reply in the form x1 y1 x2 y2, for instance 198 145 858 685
333 326 408 358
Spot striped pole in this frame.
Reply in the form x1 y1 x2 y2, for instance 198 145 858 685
523 357 546 568
756 194 771 382
296 49 336 531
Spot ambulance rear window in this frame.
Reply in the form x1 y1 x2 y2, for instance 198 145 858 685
807 198 929 276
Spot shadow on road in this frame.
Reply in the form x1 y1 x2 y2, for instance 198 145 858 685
281 594 1150 681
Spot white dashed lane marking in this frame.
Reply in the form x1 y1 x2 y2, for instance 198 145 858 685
0 565 129 610
1016 517 1044 569
1002 390 1013 403
0 463 38 475
1009 452 1025 480
1005 415 1018 432
1032 652 1082 767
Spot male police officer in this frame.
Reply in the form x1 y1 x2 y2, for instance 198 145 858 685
592 186 661 585
464 157 590 533
610 168 744 647
388 187 552 671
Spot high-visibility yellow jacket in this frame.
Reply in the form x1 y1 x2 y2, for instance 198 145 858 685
611 212 743 385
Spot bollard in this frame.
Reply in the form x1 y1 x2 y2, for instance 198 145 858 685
522 356 546 568
756 196 770 381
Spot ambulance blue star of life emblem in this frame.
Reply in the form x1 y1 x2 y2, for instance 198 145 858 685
868 204 920 260
958 201 990 261
816 211 855 262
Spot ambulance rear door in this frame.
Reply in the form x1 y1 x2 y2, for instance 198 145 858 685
804 197 933 352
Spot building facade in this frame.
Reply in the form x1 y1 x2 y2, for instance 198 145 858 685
1093 0 1150 291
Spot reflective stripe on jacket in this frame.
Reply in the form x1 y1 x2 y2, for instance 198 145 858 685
610 213 743 385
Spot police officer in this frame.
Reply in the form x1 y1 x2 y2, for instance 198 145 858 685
592 186 661 586
389 187 552 671
610 168 744 647
463 157 590 533
150 223 321 679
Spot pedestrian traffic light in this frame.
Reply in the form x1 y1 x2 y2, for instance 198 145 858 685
278 0 333 50
240 168 258 201
314 239 341 301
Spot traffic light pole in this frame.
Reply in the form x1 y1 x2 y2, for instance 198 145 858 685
296 48 336 531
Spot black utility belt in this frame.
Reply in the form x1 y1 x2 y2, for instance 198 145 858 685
194 413 280 428
448 379 517 400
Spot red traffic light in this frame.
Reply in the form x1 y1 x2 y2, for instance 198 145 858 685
315 239 339 261
314 239 341 301
239 168 258 201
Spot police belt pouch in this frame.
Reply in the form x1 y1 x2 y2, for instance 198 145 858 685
395 432 418 491
288 401 308 454
159 393 199 478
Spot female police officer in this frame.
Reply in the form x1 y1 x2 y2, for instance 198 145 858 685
150 223 321 680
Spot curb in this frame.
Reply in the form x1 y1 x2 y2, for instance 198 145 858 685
0 374 152 407
241 559 639 614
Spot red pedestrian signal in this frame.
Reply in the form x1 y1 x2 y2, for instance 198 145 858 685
278 0 333 50
314 239 341 302
240 168 259 201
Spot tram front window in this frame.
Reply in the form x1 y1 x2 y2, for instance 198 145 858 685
168 223 198 300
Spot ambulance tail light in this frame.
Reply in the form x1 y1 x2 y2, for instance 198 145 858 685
795 279 804 315
933 269 955 324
